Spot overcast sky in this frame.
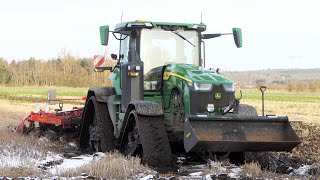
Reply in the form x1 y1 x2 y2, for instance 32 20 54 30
0 0 319 71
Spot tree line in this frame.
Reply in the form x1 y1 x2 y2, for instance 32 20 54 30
0 53 113 87
1 54 319 92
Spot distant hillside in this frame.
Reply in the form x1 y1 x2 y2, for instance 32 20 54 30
223 68 320 84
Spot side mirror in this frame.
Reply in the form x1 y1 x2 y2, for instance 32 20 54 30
100 25 109 46
232 28 242 48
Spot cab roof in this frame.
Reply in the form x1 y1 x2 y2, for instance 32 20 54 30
114 20 207 32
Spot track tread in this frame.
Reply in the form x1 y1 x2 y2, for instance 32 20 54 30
136 114 173 167
86 96 115 152
237 104 258 116
94 100 116 152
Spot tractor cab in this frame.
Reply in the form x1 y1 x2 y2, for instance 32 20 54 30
100 21 242 103
102 21 206 71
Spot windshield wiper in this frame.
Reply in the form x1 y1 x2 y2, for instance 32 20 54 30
172 30 195 47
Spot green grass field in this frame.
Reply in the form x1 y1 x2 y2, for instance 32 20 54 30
0 86 319 124
1 86 319 102
238 89 320 124
0 86 88 97
0 86 88 102
239 89 320 103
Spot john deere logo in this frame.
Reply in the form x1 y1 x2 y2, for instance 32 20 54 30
215 93 222 100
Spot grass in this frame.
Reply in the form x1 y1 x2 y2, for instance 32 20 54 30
0 167 45 178
1 85 319 103
236 88 320 125
203 160 227 175
59 152 154 179
0 86 88 97
240 162 262 177
238 88 320 103
0 86 88 103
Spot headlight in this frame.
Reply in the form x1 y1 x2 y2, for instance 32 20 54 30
222 84 234 92
193 83 212 91
207 104 214 112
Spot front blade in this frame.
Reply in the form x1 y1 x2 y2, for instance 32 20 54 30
184 116 301 152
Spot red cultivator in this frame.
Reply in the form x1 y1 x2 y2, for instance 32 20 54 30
17 108 84 134
17 95 86 134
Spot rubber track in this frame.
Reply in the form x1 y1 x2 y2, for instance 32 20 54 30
85 96 115 152
237 104 258 116
135 114 172 167
93 100 116 152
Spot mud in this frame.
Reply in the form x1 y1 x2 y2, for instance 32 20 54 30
172 121 320 178
257 121 320 175
18 121 320 179
290 121 320 163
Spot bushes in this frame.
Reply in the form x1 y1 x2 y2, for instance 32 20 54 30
309 81 319 92
286 81 320 92
296 82 307 92
0 58 11 85
250 81 319 93
0 54 113 87
286 82 295 92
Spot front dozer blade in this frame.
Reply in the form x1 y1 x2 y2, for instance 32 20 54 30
184 116 301 153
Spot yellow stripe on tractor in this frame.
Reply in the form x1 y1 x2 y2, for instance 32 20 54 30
163 72 192 83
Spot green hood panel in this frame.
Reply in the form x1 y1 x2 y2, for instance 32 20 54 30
164 64 233 85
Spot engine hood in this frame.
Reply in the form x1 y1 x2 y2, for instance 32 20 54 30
164 64 233 85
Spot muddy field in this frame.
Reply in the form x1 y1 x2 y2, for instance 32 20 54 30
0 98 319 179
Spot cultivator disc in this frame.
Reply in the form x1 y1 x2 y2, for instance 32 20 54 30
184 115 301 153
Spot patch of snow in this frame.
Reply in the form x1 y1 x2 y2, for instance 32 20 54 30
207 160 223 168
93 152 106 160
37 137 51 146
51 176 59 180
76 173 92 179
230 167 241 173
229 167 242 178
205 174 213 180
0 142 46 168
189 171 203 176
139 174 154 180
49 155 95 175
177 156 186 164
228 172 240 179
38 155 64 169
36 153 105 175
68 142 77 148
245 172 253 177
293 164 311 176
190 164 206 168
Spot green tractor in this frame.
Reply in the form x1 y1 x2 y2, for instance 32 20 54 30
79 20 300 167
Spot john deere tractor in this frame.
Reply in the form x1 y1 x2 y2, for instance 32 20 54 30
79 20 300 167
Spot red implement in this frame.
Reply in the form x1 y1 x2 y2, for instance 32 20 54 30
17 107 83 134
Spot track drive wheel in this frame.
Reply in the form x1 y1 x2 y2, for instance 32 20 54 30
122 110 172 168
81 96 115 152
